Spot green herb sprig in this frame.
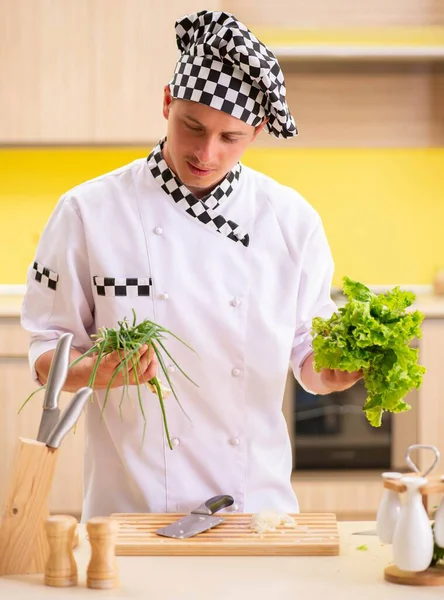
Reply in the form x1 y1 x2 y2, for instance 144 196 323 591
20 309 198 449
431 522 444 567
311 276 426 427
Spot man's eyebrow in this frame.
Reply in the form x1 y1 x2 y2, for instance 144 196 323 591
183 114 248 136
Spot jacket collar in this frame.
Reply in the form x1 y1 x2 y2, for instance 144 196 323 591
147 139 249 247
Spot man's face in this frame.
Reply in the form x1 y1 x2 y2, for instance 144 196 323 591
162 86 266 198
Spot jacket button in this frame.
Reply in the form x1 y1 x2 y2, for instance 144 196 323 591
231 503 239 511
167 364 176 373
231 368 241 377
159 292 169 300
230 297 241 307
229 438 240 446
171 437 180 446
154 226 163 235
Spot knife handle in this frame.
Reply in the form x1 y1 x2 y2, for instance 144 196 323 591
44 332 74 410
191 495 234 515
46 387 93 449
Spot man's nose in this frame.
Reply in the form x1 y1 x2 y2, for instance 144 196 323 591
194 137 217 166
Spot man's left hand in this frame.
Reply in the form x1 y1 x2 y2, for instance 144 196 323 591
300 352 364 395
320 367 363 393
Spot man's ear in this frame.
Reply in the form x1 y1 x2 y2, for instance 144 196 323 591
252 118 269 141
163 85 173 119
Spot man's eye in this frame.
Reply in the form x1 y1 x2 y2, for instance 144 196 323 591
222 136 237 143
186 123 202 132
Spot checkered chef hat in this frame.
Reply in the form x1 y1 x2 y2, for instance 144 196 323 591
169 10 298 139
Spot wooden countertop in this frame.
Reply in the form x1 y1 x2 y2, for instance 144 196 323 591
0 521 436 598
2 292 444 318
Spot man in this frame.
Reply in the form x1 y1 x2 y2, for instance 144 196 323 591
21 11 361 521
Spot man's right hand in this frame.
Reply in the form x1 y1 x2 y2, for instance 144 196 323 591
35 344 158 393
88 344 158 389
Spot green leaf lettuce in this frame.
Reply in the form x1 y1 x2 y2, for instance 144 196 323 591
311 276 426 427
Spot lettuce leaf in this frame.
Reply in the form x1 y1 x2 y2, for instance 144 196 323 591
311 276 426 427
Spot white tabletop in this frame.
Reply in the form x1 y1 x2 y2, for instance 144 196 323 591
0 521 442 599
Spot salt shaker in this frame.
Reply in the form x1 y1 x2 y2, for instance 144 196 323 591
376 472 402 544
44 514 78 587
86 516 119 589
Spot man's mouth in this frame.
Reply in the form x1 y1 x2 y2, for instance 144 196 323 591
187 162 215 177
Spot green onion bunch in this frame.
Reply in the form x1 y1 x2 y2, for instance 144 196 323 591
22 309 198 449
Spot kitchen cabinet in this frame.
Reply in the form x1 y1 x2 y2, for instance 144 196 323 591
224 0 444 29
0 317 84 516
251 50 444 149
0 0 221 144
415 318 444 511
0 0 92 143
2 1 442 146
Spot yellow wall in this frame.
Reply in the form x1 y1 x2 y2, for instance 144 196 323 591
1 147 443 286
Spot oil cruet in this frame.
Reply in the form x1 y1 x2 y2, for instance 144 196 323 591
392 475 434 571
391 444 439 572
376 472 402 543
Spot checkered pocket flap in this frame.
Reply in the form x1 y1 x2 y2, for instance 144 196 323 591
93 276 152 297
32 261 59 291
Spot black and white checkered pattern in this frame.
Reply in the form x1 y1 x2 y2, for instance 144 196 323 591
171 11 297 139
93 276 152 297
32 261 58 291
147 139 249 247
171 56 267 128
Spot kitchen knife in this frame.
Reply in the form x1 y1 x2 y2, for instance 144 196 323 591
37 332 74 442
45 387 92 449
155 495 235 539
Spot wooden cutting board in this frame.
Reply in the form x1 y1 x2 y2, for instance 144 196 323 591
109 512 340 556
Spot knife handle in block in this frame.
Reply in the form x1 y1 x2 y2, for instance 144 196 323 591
44 515 78 587
86 517 120 590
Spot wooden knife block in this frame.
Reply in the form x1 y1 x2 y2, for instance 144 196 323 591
0 437 59 575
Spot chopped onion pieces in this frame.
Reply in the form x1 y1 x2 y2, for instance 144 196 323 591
249 509 297 534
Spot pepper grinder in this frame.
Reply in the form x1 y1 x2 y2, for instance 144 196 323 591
86 516 119 589
44 515 78 587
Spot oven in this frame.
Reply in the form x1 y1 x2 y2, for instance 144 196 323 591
282 347 418 472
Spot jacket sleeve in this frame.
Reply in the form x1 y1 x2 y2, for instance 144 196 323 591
20 195 95 382
290 217 338 394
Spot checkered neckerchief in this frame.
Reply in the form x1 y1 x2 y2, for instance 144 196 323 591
147 140 249 247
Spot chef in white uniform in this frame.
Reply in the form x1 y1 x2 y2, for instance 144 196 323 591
21 11 362 521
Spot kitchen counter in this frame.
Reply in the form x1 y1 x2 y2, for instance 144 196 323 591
2 291 444 318
0 294 24 318
0 522 442 599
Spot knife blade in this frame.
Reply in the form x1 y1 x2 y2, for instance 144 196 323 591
37 332 74 442
155 494 234 539
45 387 92 449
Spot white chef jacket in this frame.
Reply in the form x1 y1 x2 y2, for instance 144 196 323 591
21 150 337 521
